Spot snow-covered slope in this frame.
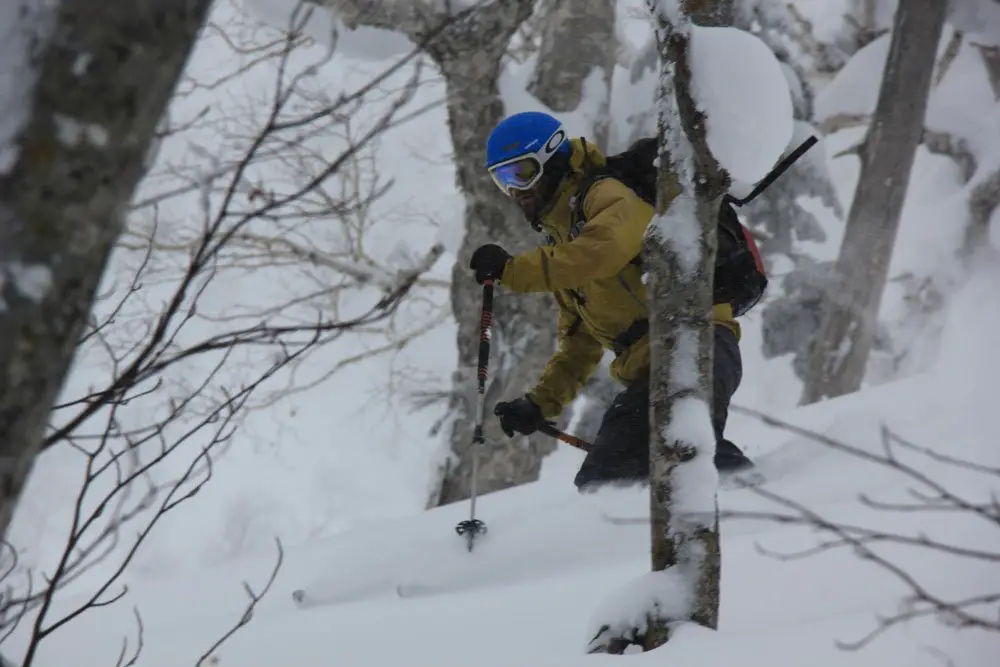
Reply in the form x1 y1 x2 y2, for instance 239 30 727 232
4 2 1000 665
9 258 999 666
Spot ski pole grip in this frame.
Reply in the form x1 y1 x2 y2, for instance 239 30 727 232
477 281 494 394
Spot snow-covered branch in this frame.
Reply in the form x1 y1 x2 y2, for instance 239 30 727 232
195 539 284 666
964 166 1000 259
922 128 977 183
972 41 1000 100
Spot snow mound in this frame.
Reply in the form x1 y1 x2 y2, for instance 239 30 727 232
244 0 413 60
689 25 793 184
949 0 1000 45
499 55 611 140
12 253 1000 665
814 33 890 123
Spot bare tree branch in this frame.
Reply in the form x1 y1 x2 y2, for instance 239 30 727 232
0 7 456 663
971 41 1000 101
722 404 1000 649
195 539 284 667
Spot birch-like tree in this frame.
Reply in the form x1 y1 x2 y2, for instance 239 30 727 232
800 0 947 405
0 0 215 542
588 0 731 653
321 0 562 506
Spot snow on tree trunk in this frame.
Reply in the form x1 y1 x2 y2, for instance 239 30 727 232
964 166 1000 260
0 0 213 540
587 0 730 653
528 0 616 149
800 0 947 406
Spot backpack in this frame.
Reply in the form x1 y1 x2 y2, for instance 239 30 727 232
573 135 817 317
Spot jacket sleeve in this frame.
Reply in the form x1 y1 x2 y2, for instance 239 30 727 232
500 178 673 293
526 299 604 419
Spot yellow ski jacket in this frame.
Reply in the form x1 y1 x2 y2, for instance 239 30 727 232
498 138 740 418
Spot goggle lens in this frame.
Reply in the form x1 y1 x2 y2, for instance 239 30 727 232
489 157 542 193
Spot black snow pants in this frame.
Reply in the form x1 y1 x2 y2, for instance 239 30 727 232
574 325 743 491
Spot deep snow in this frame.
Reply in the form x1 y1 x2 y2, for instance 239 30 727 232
2 0 1000 665
6 257 1000 666
690 23 793 183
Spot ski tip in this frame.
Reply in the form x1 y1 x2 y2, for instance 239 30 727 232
396 582 443 599
396 584 424 598
721 469 767 490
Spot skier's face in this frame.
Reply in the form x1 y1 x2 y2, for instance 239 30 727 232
510 185 543 220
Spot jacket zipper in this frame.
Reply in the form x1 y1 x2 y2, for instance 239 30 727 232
616 274 646 311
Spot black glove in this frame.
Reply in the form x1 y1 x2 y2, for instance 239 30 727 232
494 396 549 437
469 244 512 284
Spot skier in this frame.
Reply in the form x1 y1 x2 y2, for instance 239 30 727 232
469 110 754 492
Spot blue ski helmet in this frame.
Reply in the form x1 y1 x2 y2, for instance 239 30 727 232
485 111 570 195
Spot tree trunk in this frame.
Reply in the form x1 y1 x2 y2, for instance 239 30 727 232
646 0 731 646
528 0 616 149
800 0 947 406
419 1 558 507
327 0 557 506
588 0 730 653
0 0 212 540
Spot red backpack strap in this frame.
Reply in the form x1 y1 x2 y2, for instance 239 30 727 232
740 224 766 276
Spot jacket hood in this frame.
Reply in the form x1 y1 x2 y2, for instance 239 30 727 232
567 137 606 174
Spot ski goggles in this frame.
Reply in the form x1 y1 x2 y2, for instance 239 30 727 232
489 155 544 193
487 126 567 195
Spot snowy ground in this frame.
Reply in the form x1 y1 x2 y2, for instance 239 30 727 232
6 257 999 665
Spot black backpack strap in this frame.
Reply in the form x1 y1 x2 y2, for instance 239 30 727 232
572 172 610 224
572 136 619 222
727 135 818 207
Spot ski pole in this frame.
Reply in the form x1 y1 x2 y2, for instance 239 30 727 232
538 423 592 452
455 279 494 551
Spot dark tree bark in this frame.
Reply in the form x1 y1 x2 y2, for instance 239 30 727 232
0 0 213 541
800 0 947 405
